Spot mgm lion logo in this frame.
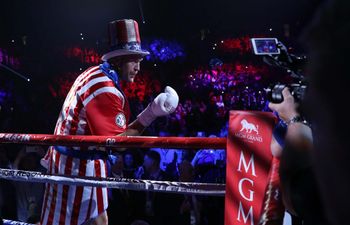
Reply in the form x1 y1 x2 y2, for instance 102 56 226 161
239 119 259 135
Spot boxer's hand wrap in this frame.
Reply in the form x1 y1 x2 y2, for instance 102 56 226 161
137 86 179 127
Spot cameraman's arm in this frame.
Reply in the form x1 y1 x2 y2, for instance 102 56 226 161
268 87 313 216
268 88 299 123
285 122 313 151
269 88 313 150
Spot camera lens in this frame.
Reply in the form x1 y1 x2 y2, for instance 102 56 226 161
272 84 286 103
266 84 286 103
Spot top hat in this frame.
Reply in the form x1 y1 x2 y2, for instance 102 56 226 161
101 19 150 61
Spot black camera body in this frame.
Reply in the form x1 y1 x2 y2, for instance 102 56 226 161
250 38 308 104
265 83 307 104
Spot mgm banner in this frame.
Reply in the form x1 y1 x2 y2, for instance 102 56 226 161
225 110 279 225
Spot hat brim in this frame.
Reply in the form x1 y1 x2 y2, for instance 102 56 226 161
101 49 150 61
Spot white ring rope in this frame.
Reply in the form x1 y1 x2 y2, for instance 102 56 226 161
2 219 34 225
0 168 225 196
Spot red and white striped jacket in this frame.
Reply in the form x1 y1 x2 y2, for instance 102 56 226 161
41 66 130 225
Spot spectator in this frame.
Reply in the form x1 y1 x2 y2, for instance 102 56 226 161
134 151 183 225
13 146 45 223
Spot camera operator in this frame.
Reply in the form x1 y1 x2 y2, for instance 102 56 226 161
268 88 330 225
301 0 350 224
253 1 349 224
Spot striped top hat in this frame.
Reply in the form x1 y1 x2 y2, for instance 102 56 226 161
101 19 150 61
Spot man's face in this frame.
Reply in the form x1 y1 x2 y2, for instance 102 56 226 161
119 55 143 82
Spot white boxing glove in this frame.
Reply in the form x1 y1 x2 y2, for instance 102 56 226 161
137 86 179 127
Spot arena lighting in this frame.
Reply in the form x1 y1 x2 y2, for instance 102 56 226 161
0 63 31 82
144 39 185 62
219 37 252 53
64 47 100 64
0 49 20 68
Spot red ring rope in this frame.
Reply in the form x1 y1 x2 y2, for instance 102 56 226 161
0 133 226 149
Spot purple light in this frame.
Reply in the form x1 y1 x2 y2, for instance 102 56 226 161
0 90 11 104
144 39 185 62
0 48 20 68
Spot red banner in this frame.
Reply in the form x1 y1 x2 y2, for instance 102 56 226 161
225 110 277 225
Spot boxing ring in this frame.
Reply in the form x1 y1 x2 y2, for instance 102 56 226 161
0 111 284 225
0 134 226 196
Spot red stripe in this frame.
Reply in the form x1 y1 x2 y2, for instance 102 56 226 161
46 152 61 225
104 160 109 204
67 98 84 135
113 22 120 45
85 187 94 221
117 20 128 44
108 21 116 46
67 73 109 135
77 71 105 94
58 68 94 133
67 80 115 135
80 67 100 84
95 160 104 214
79 80 115 103
134 20 141 43
58 156 73 224
40 151 54 224
41 184 50 223
71 159 87 225
70 67 101 102
58 67 101 135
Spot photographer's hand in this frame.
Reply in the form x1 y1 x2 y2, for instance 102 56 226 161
268 88 299 123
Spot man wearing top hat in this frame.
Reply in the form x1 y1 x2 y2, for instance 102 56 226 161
40 19 179 225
